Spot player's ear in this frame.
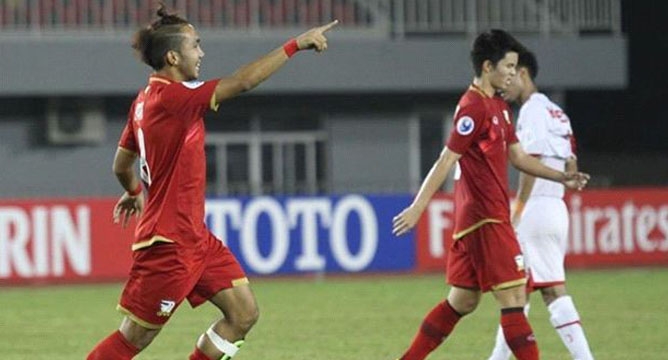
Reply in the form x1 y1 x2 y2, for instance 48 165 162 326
165 50 180 67
482 59 494 74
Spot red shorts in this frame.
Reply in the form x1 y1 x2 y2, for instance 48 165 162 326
446 222 526 292
118 231 247 329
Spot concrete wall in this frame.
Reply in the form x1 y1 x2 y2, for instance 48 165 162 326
0 34 627 95
327 114 414 193
0 118 125 198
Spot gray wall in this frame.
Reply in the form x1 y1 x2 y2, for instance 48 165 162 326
327 115 414 193
0 118 125 198
0 34 627 95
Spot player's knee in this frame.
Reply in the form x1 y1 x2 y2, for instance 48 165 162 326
540 286 566 305
449 297 479 315
121 326 160 350
232 305 259 334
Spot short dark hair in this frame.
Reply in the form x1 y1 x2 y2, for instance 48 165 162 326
132 4 190 70
518 50 539 80
470 29 523 76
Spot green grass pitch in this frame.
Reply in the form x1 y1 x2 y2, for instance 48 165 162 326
1 268 667 359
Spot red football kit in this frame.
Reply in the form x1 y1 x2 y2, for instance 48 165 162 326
445 85 526 292
116 75 246 328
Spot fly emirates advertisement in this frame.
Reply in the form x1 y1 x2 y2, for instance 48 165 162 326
1 189 667 284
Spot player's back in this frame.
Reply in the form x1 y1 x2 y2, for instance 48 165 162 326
120 75 219 249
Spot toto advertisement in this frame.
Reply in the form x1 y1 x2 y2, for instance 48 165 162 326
1 189 667 284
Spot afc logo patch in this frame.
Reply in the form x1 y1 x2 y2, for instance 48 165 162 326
456 116 475 136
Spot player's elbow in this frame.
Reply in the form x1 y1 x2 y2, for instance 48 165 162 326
236 78 255 93
112 163 128 178
112 157 134 177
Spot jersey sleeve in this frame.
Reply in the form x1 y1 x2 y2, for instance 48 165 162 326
446 104 486 154
160 79 220 117
516 102 549 156
118 105 138 153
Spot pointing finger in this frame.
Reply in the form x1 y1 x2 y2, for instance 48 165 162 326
320 19 339 33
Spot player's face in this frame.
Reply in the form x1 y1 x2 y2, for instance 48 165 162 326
503 68 524 103
176 26 205 81
489 51 518 92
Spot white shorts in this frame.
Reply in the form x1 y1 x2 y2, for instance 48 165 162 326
516 196 569 287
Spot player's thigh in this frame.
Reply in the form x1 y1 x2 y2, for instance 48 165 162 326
119 243 197 329
473 223 527 292
519 198 568 283
188 233 253 312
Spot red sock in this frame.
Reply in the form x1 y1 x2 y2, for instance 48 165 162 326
400 301 462 360
87 330 140 360
501 307 540 360
189 347 213 360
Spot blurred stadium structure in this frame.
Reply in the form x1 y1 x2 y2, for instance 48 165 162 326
0 0 637 198
1 0 620 35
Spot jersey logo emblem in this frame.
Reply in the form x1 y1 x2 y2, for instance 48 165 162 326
134 102 144 122
514 254 525 271
492 116 499 125
157 300 176 317
456 116 475 136
182 80 204 89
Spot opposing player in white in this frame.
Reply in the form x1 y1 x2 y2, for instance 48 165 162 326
487 50 595 360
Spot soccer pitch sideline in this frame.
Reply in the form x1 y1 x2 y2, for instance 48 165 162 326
1 268 666 360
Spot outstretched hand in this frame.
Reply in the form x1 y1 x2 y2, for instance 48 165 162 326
113 192 144 228
562 171 590 190
296 20 339 52
392 205 422 236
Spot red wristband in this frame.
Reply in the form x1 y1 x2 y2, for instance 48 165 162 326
283 38 299 58
127 183 142 197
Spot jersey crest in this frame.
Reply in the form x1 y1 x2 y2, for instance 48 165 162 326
456 116 475 136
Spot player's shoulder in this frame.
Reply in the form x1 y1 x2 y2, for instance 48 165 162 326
519 94 551 119
456 89 487 118
458 88 486 106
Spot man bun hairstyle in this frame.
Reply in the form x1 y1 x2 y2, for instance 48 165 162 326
518 49 539 80
470 29 523 76
132 3 190 70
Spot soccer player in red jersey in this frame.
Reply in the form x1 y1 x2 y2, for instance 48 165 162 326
392 30 589 360
86 5 337 360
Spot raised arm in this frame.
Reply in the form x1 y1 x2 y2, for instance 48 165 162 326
214 20 338 103
392 147 462 236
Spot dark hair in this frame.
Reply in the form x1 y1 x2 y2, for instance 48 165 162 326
132 4 190 70
470 29 523 76
518 50 539 80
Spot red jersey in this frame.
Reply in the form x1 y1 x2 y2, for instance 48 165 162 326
119 75 219 250
446 85 518 239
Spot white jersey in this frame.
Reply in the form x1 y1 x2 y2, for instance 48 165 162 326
516 93 575 199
